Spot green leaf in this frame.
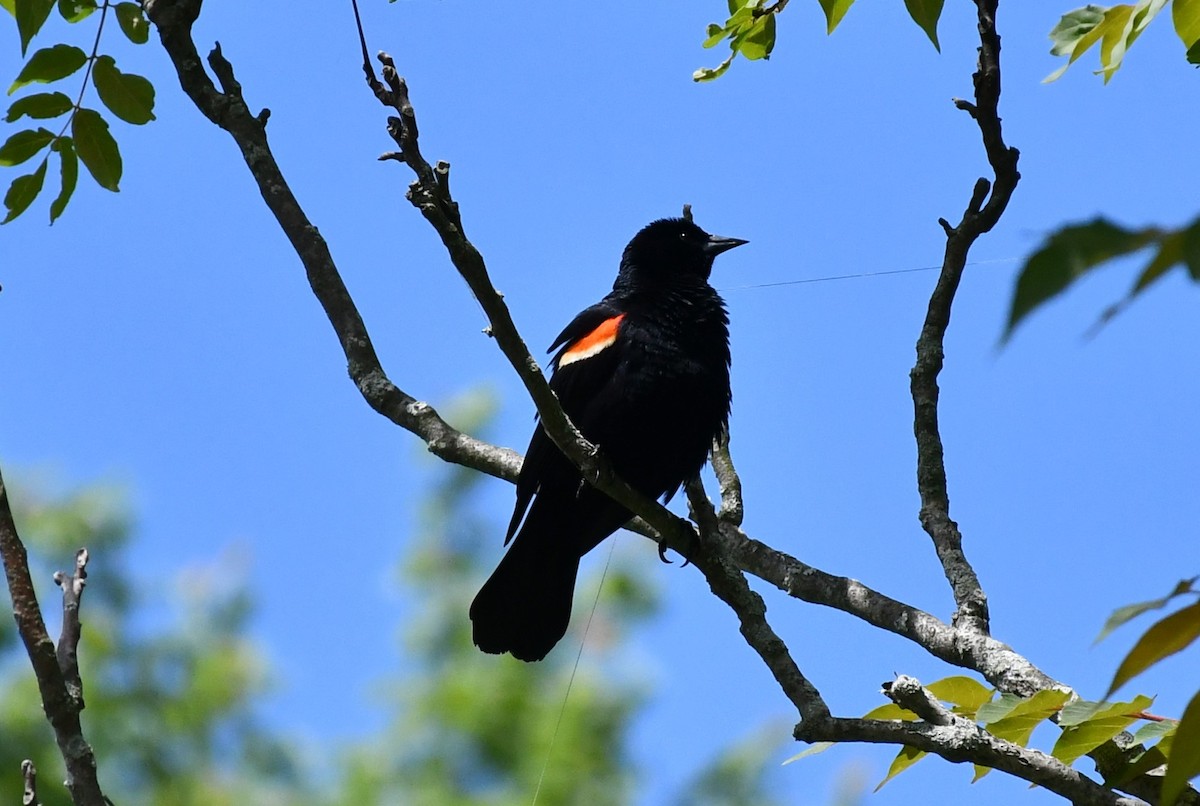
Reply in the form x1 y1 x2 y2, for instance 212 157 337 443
1059 694 1153 727
972 689 1070 780
781 741 835 764
1132 719 1178 745
1 0 14 15
9 44 88 95
1107 601 1200 697
1174 0 1200 51
92 55 155 124
0 126 54 165
1189 37 1200 64
1044 5 1109 82
903 0 944 51
1004 218 1161 339
975 692 1025 724
1097 5 1135 83
1051 695 1154 765
874 745 925 791
926 676 994 716
2 156 47 223
736 13 775 61
693 53 735 82
72 107 121 191
57 0 95 22
1184 220 1200 281
1049 5 1107 56
1162 689 1200 806
982 689 1072 749
15 0 54 55
703 23 727 48
5 90 72 122
1109 744 1170 787
818 0 855 34
1131 230 1186 293
1097 578 1197 641
49 135 76 222
863 702 919 720
114 2 149 44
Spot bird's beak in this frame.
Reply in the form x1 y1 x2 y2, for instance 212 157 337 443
704 235 749 256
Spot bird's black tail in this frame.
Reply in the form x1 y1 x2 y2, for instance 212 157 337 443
469 501 582 662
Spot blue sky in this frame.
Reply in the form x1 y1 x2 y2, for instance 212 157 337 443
3 1 1198 803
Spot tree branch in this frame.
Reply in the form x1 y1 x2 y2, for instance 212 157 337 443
140 3 1189 801
910 0 1020 635
795 675 1144 806
686 479 829 722
0 468 107 806
363 51 695 555
52 549 88 707
142 1 522 484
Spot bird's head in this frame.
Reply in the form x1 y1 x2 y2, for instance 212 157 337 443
618 218 747 286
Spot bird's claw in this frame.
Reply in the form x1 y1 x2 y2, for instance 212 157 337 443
657 531 697 567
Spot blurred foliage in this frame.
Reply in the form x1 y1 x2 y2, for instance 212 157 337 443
0 392 790 804
1 480 302 806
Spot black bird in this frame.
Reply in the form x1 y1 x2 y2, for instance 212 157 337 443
469 217 746 661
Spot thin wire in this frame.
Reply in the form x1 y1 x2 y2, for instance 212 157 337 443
530 536 620 806
719 257 1018 292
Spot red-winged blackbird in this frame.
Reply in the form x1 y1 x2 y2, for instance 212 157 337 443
470 217 746 661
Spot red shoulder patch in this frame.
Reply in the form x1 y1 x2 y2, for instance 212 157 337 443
559 314 625 368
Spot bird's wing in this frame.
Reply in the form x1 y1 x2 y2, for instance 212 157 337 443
505 301 627 544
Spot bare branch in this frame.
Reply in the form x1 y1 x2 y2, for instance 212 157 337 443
142 2 521 485
685 479 829 722
910 0 1020 634
0 469 107 805
362 49 705 559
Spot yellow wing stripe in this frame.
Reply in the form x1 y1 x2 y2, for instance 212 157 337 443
559 314 624 368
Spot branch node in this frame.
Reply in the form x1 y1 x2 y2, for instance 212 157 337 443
255 107 270 127
968 177 991 214
952 96 978 117
21 760 38 806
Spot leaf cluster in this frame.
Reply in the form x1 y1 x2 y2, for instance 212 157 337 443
789 672 1198 799
695 0 944 82
1045 0 1200 83
1099 579 1200 805
0 0 154 224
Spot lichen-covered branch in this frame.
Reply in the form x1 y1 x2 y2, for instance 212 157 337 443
0 469 107 806
795 675 1144 806
910 0 1020 635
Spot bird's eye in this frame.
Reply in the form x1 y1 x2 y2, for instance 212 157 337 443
679 231 689 240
